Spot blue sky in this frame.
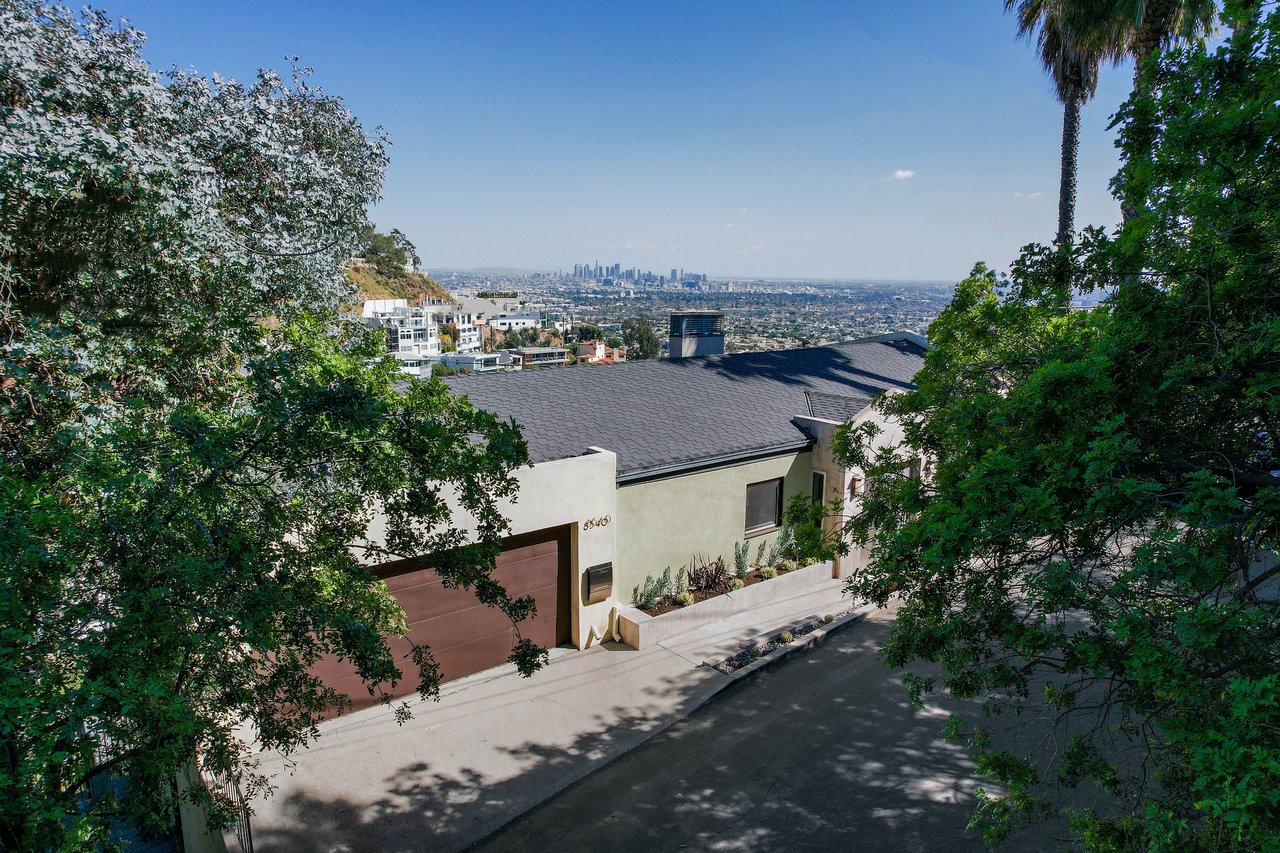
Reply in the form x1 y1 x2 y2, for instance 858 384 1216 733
107 1 1136 280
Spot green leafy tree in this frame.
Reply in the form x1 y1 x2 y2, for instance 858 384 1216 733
441 321 459 353
575 323 603 341
621 316 661 360
781 495 843 566
0 3 536 848
837 7 1279 849
503 326 539 349
359 225 421 277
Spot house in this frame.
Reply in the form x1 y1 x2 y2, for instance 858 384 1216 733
455 294 524 324
361 299 443 377
507 346 570 368
439 306 482 354
437 352 503 373
487 311 543 332
326 317 926 709
362 298 483 376
575 340 627 363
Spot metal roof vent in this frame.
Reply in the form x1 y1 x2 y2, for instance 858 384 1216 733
668 311 724 360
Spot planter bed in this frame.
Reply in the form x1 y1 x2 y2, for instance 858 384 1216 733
615 561 833 650
643 565 775 616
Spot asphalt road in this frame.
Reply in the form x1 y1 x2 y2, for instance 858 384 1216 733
471 609 1061 853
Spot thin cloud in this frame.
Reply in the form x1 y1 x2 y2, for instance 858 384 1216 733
1013 190 1044 199
739 241 767 255
724 223 734 228
890 169 915 181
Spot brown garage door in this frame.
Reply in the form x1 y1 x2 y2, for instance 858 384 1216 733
314 526 571 713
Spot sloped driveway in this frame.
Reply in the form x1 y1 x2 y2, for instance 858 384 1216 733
472 608 1061 852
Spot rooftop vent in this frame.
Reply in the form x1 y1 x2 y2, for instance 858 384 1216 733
668 311 724 360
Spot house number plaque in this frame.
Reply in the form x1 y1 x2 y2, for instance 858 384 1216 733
582 515 611 530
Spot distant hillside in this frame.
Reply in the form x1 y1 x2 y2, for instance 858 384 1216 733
346 263 452 303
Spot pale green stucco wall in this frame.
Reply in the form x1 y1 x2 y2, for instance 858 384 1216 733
614 451 814 603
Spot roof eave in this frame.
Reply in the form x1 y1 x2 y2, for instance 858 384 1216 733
615 438 815 486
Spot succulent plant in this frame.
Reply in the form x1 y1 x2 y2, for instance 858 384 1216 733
674 591 695 607
729 578 744 591
822 613 835 624
759 566 778 580
779 630 794 643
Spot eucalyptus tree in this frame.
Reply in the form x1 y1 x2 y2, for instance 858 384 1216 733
1 2 536 849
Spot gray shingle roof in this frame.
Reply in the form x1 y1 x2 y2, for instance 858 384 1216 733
444 336 924 478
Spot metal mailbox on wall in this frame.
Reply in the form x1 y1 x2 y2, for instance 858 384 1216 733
585 562 613 605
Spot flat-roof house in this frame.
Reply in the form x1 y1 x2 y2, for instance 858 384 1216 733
508 346 570 368
437 351 503 373
332 327 926 709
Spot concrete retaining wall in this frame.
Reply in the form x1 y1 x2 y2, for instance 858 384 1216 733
616 561 833 649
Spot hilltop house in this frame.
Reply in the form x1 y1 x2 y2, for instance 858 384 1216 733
322 319 926 710
361 298 482 377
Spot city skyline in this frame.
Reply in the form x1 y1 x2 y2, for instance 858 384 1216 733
107 0 1135 281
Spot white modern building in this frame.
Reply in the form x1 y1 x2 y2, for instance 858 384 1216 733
362 299 443 377
487 312 542 332
362 299 484 376
438 352 503 373
440 306 482 354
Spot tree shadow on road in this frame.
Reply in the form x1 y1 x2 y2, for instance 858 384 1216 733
250 616 1084 853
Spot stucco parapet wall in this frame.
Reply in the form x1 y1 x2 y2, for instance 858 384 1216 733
359 447 618 556
616 561 834 650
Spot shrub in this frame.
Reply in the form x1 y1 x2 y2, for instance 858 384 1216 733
673 566 689 596
822 613 835 624
729 578 744 591
766 530 795 566
633 567 679 609
733 541 750 579
674 591 695 607
754 539 768 567
778 559 799 574
689 554 731 594
633 573 666 610
779 630 794 643
759 567 778 580
782 494 844 565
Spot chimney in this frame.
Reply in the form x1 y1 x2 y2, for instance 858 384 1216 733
668 311 724 360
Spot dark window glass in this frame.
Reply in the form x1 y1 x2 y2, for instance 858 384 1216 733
745 478 783 534
811 471 826 501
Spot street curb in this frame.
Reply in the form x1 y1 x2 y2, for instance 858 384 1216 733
721 604 875 683
460 602 880 851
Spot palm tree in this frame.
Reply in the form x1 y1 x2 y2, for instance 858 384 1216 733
1006 1 1118 245
1008 1 1217 235
1111 0 1216 226
1118 0 1217 87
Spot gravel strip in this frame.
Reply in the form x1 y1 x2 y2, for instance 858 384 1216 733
711 607 857 674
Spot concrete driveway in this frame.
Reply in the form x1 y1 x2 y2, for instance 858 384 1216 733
471 608 1065 852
